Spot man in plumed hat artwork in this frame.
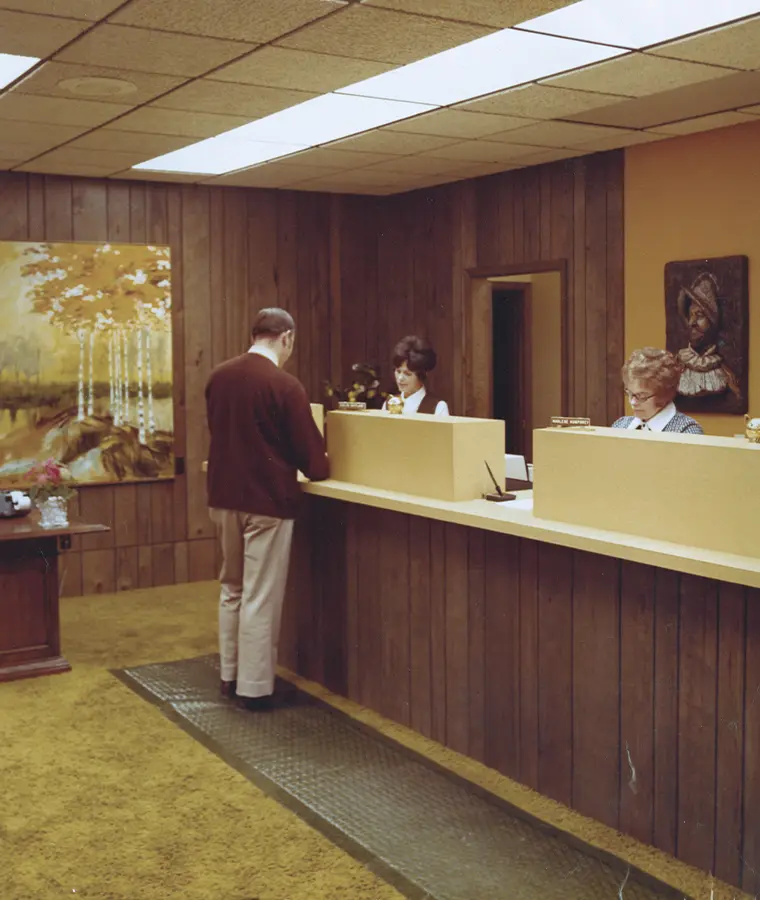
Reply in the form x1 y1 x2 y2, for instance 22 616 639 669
676 272 741 400
664 255 749 416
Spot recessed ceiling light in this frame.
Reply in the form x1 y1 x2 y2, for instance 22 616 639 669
0 53 39 91
335 29 625 106
518 0 760 50
58 76 137 98
133 136 308 175
134 94 432 175
227 93 434 146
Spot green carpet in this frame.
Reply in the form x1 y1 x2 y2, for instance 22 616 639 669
0 583 402 900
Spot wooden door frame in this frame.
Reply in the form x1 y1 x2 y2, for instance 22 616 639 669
464 260 569 420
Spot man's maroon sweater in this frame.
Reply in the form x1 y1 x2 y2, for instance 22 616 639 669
205 352 329 519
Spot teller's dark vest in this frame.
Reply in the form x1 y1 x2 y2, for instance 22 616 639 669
418 392 443 414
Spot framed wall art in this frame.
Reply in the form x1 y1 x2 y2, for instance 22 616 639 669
665 254 749 415
0 240 174 488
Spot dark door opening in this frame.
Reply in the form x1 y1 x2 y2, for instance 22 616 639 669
492 287 532 458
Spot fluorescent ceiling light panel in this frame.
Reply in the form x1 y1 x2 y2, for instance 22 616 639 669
0 53 39 90
134 135 308 175
226 93 434 146
335 29 625 106
518 0 760 50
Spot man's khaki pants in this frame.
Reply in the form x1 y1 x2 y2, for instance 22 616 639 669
209 508 294 698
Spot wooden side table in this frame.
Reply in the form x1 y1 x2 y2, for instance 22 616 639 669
0 517 108 683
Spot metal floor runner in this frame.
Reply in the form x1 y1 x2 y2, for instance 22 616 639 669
116 655 687 900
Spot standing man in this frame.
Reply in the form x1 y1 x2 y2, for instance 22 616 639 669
205 308 329 711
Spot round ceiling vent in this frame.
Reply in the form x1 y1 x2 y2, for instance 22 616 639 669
57 76 137 98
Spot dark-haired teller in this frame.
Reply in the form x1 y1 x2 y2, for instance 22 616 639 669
382 335 450 416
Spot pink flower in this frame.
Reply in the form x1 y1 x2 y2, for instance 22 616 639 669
36 473 48 485
43 458 62 482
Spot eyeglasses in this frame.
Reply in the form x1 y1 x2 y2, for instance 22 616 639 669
624 389 655 403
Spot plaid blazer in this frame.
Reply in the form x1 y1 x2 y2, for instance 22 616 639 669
612 413 704 435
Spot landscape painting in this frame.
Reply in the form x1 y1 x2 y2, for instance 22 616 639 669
0 240 174 488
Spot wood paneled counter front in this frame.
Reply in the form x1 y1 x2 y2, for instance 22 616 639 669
280 479 760 895
301 479 760 589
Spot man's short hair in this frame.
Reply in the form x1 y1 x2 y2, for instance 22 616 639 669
251 308 295 340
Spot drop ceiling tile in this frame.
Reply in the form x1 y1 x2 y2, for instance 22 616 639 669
493 120 637 148
307 168 420 186
362 0 575 28
543 54 736 98
0 145 42 164
290 180 391 195
275 5 492 65
573 131 668 151
454 84 634 118
2 120 86 144
445 161 520 178
111 0 335 44
362 155 462 175
110 168 205 182
0 1 124 20
210 161 344 187
211 47 394 92
275 147 397 168
103 107 250 138
567 71 760 129
422 140 548 162
15 61 186 105
383 108 535 139
0 92 129 127
21 146 156 171
502 147 585 166
649 110 758 135
0 9 88 57
741 104 760 114
68 130 196 154
648 17 760 72
16 156 125 176
330 130 459 154
151 80 316 116
56 24 256 78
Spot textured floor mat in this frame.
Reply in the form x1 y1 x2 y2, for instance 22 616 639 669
116 655 688 900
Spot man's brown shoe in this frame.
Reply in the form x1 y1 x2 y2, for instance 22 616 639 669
220 680 236 699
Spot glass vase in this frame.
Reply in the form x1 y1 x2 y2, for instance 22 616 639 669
37 496 69 529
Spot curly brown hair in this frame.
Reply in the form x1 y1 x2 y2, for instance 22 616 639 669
622 347 683 405
392 335 437 382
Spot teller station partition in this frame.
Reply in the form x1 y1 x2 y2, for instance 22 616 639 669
280 409 760 896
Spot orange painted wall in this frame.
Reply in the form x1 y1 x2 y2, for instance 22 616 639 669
624 119 760 436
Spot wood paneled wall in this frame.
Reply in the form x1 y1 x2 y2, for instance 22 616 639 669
0 149 623 595
339 151 625 424
0 173 336 597
283 497 760 896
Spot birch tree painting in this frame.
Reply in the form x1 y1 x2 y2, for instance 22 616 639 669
0 240 174 487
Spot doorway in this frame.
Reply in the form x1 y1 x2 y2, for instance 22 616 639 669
492 285 531 457
463 261 567 464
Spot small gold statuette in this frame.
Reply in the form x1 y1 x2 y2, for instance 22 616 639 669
745 413 760 443
386 395 404 415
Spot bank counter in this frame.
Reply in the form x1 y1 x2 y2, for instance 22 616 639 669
277 409 760 895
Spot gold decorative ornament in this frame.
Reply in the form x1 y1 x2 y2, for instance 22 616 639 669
386 395 403 415
745 413 760 443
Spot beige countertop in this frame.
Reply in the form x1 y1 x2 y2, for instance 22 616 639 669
302 478 760 590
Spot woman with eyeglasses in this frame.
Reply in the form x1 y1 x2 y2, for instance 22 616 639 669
612 347 704 434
